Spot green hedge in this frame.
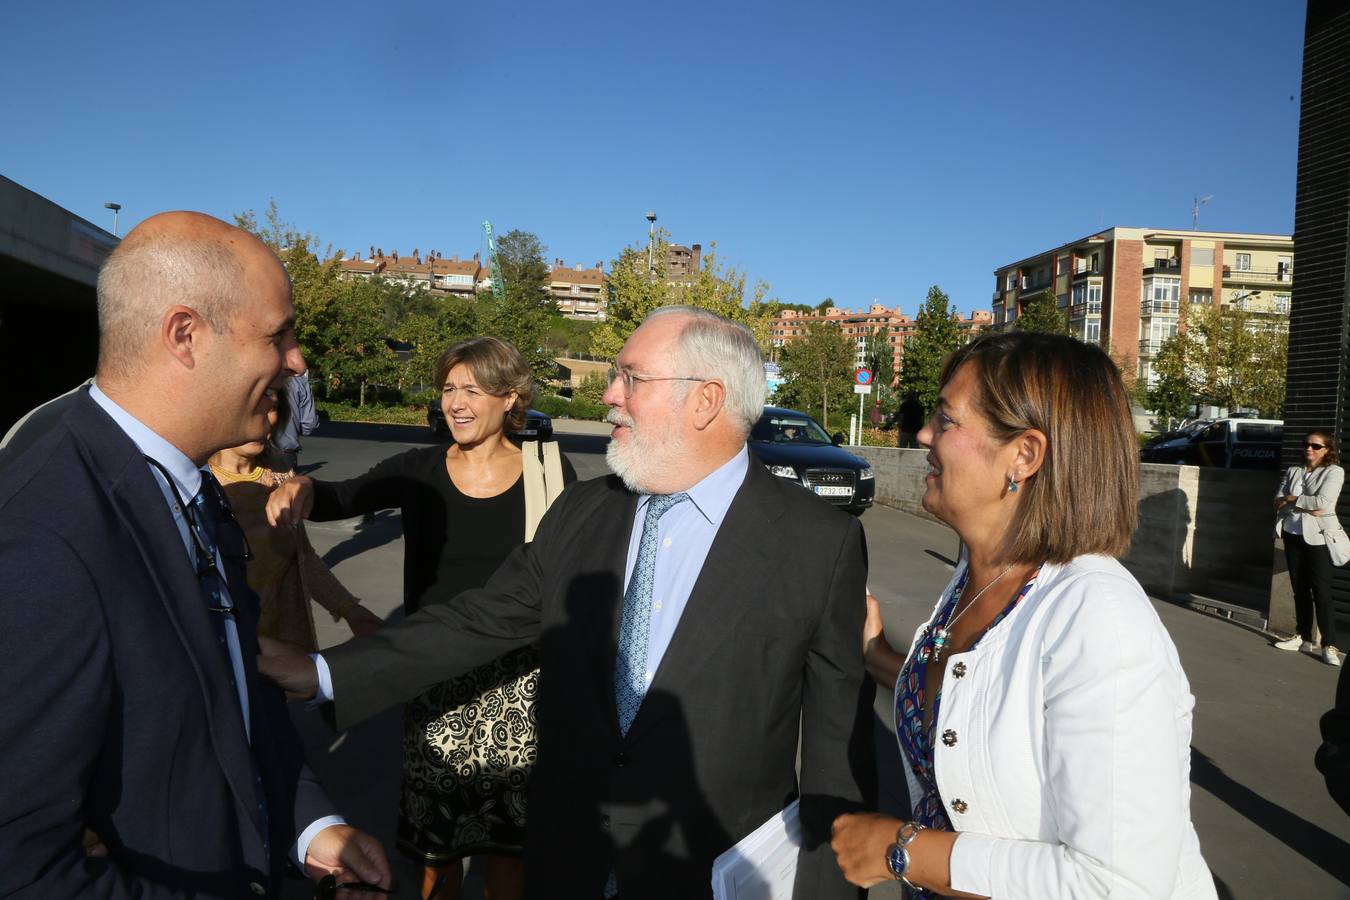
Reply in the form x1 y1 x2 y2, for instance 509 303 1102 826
535 395 608 421
318 402 426 426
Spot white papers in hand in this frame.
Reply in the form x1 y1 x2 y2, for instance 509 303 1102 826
711 799 801 900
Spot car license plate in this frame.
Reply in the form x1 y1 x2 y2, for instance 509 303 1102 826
814 485 852 497
518 428 538 437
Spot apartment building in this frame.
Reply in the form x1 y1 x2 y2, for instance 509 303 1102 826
546 259 607 320
768 304 993 383
993 227 1293 387
337 249 482 298
336 249 610 320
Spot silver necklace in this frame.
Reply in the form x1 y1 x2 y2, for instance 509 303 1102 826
928 562 1016 660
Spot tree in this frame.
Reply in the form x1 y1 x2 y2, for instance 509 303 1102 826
495 230 555 315
1143 337 1196 431
862 327 896 418
899 285 963 414
1016 290 1070 336
234 199 321 255
776 323 855 429
815 298 836 314
589 229 773 359
477 229 556 382
1146 305 1288 419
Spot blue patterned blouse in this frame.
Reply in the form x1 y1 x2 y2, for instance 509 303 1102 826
894 564 1042 897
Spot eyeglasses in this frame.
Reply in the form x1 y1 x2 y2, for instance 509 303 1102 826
313 873 396 898
608 367 709 398
1307 442 1328 450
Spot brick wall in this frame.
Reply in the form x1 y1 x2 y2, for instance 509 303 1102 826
1110 238 1144 377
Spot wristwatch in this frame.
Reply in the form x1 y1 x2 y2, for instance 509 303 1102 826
885 821 925 884
885 841 910 881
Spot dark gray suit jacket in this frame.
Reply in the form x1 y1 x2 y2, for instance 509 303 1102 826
0 390 335 898
327 458 874 899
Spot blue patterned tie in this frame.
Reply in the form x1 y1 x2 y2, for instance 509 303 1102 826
614 492 689 736
190 469 270 858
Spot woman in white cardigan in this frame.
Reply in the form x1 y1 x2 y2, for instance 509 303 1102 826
832 332 1216 899
1273 429 1344 665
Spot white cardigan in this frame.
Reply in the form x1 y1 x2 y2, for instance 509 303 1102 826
896 555 1217 899
1275 463 1344 545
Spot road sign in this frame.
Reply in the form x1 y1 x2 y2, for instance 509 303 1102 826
854 384 872 395
855 368 873 386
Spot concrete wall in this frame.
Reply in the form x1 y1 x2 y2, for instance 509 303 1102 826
851 445 1280 617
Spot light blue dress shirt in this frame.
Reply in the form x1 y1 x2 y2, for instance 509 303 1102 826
88 384 341 865
621 446 749 683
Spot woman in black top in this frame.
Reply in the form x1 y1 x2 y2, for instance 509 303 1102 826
270 337 575 900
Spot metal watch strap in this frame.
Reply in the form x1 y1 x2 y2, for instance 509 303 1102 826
897 820 926 847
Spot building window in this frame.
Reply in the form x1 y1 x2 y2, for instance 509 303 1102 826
1085 318 1101 342
1087 283 1102 314
1144 277 1180 314
1189 289 1212 306
1057 256 1069 275
1278 256 1292 282
1274 293 1291 314
1005 272 1016 290
1235 253 1252 271
1072 282 1087 307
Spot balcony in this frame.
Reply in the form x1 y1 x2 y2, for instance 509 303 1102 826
1143 258 1181 274
1072 267 1103 280
1139 339 1165 356
1222 265 1293 284
1069 302 1104 317
1142 300 1180 316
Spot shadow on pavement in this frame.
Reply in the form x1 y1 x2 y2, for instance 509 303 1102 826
1190 747 1350 885
320 511 404 570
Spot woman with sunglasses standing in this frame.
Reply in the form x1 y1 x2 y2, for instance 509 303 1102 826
1274 430 1345 666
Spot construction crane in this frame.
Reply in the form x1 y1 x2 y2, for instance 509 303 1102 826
482 220 506 302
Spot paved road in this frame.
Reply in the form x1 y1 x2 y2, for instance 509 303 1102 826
283 420 1350 899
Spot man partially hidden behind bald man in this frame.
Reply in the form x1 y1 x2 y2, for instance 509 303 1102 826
0 212 391 897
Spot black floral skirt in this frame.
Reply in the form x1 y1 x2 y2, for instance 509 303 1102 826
396 646 539 863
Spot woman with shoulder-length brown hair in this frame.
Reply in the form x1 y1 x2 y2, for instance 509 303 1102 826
265 336 576 900
832 331 1217 899
1274 429 1345 666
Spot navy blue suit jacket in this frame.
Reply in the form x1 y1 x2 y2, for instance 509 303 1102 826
0 390 335 898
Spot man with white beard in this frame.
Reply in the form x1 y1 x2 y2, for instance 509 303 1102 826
259 306 873 900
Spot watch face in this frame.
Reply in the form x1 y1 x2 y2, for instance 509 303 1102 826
886 843 908 877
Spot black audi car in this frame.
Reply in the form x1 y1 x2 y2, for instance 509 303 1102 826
427 398 554 441
748 406 875 515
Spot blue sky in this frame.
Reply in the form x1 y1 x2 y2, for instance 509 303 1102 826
3 0 1304 317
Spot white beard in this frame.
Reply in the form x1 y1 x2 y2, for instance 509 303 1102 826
605 407 687 494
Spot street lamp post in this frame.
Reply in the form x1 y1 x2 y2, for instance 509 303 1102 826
645 211 657 276
104 202 122 237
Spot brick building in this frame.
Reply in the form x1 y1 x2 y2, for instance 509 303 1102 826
993 228 1293 387
337 249 482 298
768 304 993 383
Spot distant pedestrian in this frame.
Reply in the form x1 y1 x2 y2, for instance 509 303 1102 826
896 390 924 448
273 372 318 471
1274 429 1345 666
